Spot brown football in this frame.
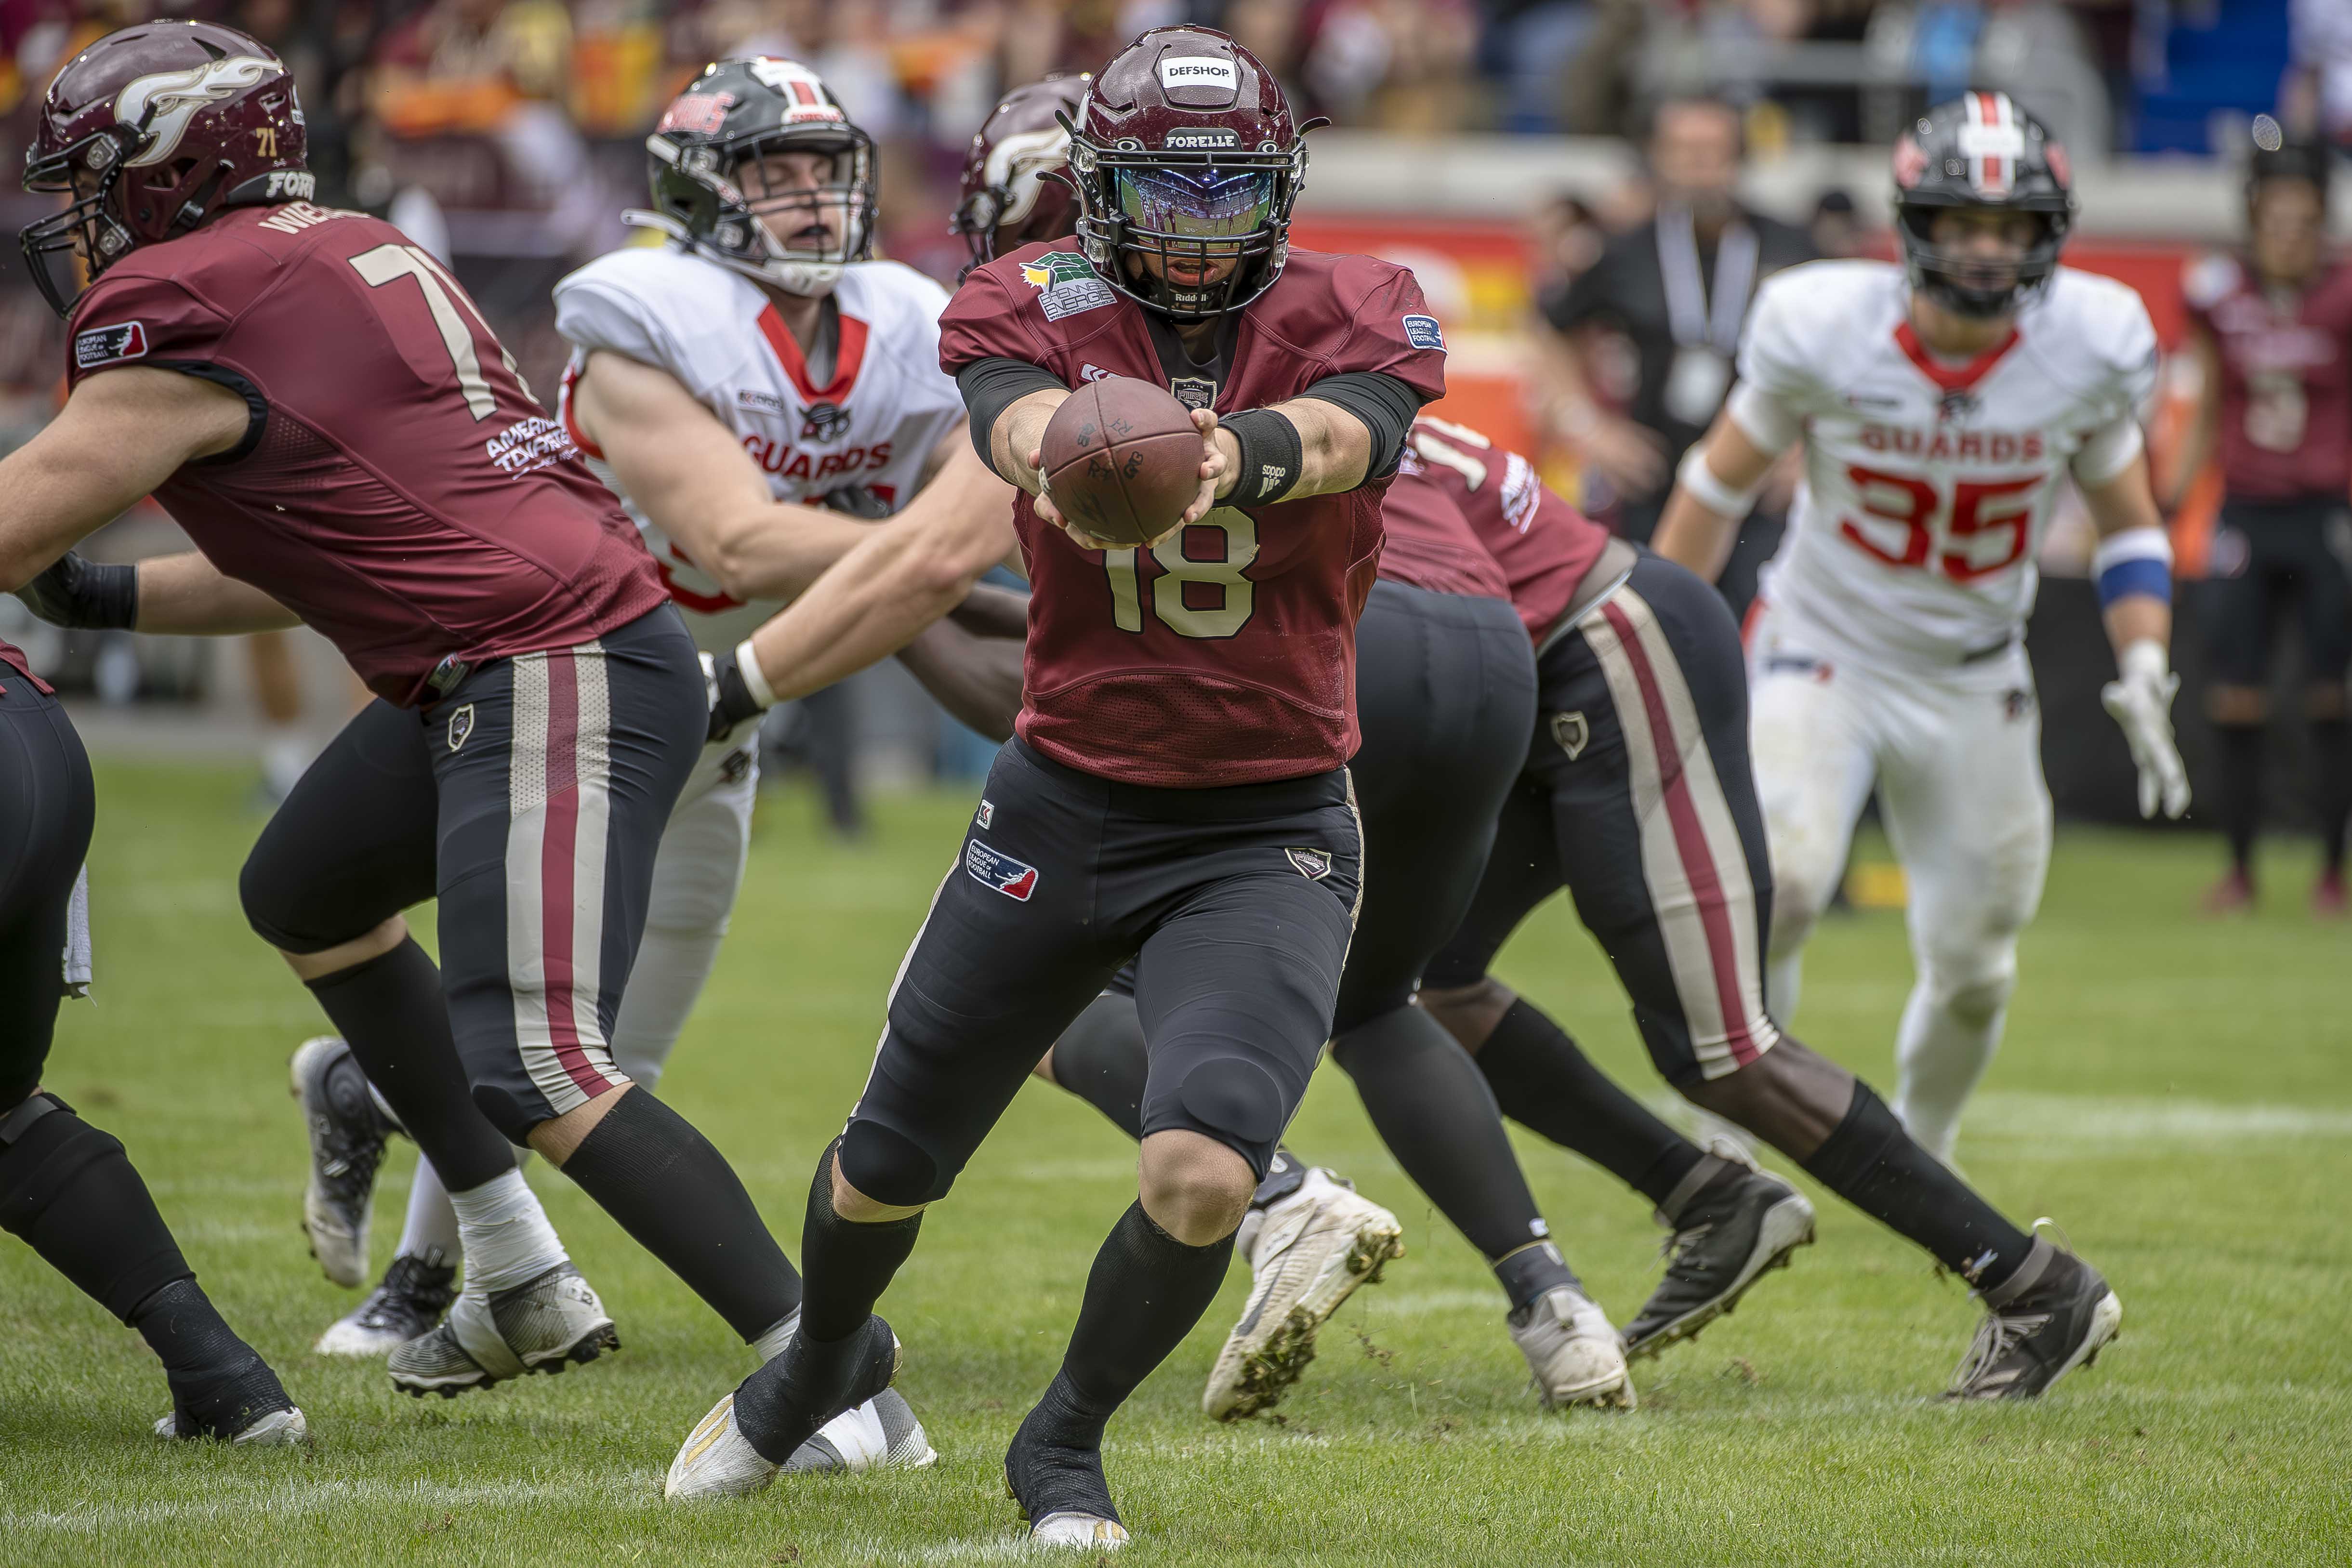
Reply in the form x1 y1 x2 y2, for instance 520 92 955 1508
1039 377 1203 547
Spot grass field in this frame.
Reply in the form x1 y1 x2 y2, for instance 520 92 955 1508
2 759 2347 1566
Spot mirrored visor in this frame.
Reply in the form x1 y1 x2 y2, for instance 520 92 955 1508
1114 167 1274 241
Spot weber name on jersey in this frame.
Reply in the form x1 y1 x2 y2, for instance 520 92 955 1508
1728 258 2157 663
554 243 966 649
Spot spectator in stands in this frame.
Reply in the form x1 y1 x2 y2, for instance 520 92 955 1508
1809 186 1866 257
1532 94 1812 562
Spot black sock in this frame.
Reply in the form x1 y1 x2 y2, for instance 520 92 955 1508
1333 1007 1552 1262
1800 1080 2032 1290
0 1099 194 1321
1059 1201 1233 1419
135 1279 294 1437
2311 718 2351 874
2211 721 2265 875
1492 1241 1582 1315
560 1089 801 1341
1051 992 1149 1141
303 938 513 1190
799 1139 924 1344
1475 999 1706 1204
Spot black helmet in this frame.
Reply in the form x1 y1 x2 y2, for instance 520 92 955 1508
1891 91 2074 319
2247 138 2331 214
634 57 875 297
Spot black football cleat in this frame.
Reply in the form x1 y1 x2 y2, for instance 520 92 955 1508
1623 1164 1816 1361
1945 1232 2121 1401
1005 1372 1129 1550
314 1252 457 1357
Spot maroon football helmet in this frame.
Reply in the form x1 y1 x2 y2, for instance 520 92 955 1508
1069 27 1322 320
20 21 310 316
951 73 1090 279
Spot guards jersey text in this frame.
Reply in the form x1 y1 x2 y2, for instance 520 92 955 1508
554 244 966 650
1727 259 2157 664
940 242 1446 786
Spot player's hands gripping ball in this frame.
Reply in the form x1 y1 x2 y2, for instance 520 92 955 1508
1032 377 1223 550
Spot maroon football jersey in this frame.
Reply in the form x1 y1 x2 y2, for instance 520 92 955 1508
2184 254 2352 501
940 243 1447 786
1376 465 1512 602
1402 419 1608 642
65 205 667 705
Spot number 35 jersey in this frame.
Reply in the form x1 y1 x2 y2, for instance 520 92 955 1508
1726 259 2157 665
553 243 965 651
63 204 667 706
939 242 1447 787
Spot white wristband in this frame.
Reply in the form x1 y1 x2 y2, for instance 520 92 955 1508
733 637 778 709
1676 442 1765 519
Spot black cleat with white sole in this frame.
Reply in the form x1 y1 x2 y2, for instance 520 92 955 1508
1946 1234 2121 1401
288 1035 392 1289
1005 1372 1129 1550
1622 1164 1816 1361
315 1252 457 1357
154 1352 309 1447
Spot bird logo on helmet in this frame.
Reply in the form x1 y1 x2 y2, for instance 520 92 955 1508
19 21 309 317
632 57 877 300
1891 91 2075 320
1064 27 1327 321
951 73 1092 280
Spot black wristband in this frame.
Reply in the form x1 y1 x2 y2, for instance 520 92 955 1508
1221 408 1305 507
707 647 767 743
15 552 138 631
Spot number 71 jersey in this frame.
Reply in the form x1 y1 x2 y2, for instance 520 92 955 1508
63 204 666 706
939 241 1447 787
1732 259 2157 663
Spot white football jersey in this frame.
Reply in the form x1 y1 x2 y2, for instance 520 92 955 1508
553 243 965 649
1726 259 2157 664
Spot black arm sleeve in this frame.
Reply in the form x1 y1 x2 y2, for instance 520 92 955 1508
955 356 1067 470
1292 369 1429 481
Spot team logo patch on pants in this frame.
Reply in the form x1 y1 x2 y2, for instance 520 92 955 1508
1551 711 1589 760
965 839 1038 901
1285 847 1332 881
446 703 475 752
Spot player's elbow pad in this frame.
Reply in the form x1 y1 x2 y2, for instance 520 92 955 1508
2093 529 2172 609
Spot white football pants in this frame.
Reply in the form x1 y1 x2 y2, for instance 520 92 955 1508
392 740 756 1267
1745 602 2052 1164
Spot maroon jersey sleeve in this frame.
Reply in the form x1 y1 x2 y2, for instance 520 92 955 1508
1248 252 1447 401
67 272 234 385
64 208 666 705
938 263 1056 376
1406 419 1607 641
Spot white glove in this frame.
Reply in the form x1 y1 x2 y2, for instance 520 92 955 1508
2100 639 2190 820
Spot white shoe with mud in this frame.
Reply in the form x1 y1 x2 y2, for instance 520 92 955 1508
1202 1167 1404 1421
1510 1283 1636 1409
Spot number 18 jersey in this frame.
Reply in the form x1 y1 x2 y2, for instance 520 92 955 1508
939 241 1447 787
1727 259 2157 664
64 204 666 706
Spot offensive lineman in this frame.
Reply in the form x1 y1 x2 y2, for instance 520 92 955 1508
263 60 992 1465
0 21 821 1428
667 30 1444 1545
1655 92 2190 1164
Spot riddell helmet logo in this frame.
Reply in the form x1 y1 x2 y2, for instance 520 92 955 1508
1158 57 1237 91
116 56 278 168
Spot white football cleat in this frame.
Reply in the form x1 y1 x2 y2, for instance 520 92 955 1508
1510 1283 1636 1410
288 1035 390 1289
1031 1513 1131 1550
667 1316 907 1501
783 1389 938 1474
314 1253 456 1357
387 1263 616 1397
1204 1166 1403 1421
154 1404 311 1447
667 1392 780 1501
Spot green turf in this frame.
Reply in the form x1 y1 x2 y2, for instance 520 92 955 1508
2 761 2345 1565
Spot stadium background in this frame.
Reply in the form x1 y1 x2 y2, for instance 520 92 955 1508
0 0 2329 830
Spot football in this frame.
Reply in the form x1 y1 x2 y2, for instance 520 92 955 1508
1039 377 1204 546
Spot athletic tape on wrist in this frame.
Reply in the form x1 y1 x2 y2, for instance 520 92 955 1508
1221 409 1304 507
1675 442 1764 519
